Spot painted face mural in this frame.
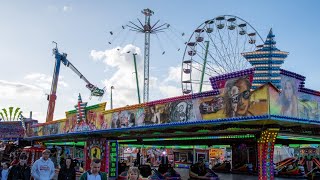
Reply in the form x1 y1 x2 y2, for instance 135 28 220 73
279 77 298 117
234 78 251 115
199 97 223 115
284 81 294 99
169 101 193 122
100 113 111 129
135 108 145 126
197 96 225 121
298 99 319 120
111 112 120 128
119 111 135 128
144 105 162 125
87 111 98 130
224 76 251 117
171 102 187 122
150 106 160 124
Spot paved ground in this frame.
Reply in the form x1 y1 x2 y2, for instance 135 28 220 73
175 168 304 180
54 168 305 179
216 173 302 180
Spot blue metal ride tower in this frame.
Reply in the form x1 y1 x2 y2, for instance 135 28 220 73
242 29 289 90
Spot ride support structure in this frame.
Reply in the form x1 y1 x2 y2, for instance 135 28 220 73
126 9 170 103
143 9 152 103
46 42 105 122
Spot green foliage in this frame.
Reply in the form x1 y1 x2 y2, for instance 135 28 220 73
2 108 8 120
17 111 23 120
0 112 4 121
13 107 21 120
9 106 13 120
0 107 23 121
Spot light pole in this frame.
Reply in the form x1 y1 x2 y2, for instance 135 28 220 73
133 53 141 104
110 86 114 109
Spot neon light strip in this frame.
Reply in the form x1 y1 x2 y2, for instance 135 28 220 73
277 135 320 142
44 141 85 146
274 144 319 148
119 144 230 149
118 134 254 143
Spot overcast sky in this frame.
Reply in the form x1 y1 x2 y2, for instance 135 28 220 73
1 1 319 123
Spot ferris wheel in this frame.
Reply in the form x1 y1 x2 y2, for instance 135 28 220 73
181 15 264 95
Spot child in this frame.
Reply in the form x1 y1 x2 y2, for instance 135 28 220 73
0 162 10 180
127 167 142 180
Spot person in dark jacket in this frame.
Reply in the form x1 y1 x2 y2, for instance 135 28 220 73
136 149 141 167
7 154 31 180
58 157 76 180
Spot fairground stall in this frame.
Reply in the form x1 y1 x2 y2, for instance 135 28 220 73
0 109 36 163
25 30 320 180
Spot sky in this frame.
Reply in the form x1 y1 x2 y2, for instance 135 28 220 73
0 1 319 123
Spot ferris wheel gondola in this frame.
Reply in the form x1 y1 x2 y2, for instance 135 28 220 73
181 15 264 95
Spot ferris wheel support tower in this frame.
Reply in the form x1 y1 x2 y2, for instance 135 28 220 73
127 9 170 103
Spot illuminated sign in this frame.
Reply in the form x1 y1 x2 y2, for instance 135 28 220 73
109 141 118 178
85 138 106 172
209 149 223 158
90 146 101 160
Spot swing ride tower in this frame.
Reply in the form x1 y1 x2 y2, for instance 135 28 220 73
127 8 170 103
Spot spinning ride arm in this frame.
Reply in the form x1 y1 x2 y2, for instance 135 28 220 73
62 57 102 93
46 43 105 122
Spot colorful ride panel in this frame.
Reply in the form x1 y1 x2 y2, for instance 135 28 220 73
26 67 320 138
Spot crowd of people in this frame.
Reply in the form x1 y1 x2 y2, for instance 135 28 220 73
0 148 110 180
1 153 30 180
1 147 178 180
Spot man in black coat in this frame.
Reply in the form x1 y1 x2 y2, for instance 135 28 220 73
8 154 31 180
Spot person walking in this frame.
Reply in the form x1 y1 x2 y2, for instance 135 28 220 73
136 149 141 167
58 157 76 180
79 159 107 180
31 149 55 180
7 154 31 180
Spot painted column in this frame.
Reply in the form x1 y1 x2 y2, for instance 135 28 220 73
85 138 107 171
257 128 279 180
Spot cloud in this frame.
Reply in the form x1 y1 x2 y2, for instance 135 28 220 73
90 50 106 62
47 5 72 13
63 5 72 12
164 66 181 83
91 45 144 107
29 111 47 122
24 73 68 90
0 80 44 100
0 73 71 123
91 44 184 107
158 85 181 98
91 44 141 69
47 5 58 12
0 79 48 122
